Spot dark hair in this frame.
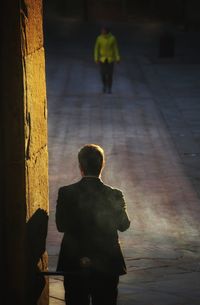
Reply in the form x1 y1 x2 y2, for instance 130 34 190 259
78 144 105 176
101 25 110 33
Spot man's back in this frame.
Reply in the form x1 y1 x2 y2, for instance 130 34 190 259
56 177 130 275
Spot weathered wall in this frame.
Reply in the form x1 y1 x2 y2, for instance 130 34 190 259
21 1 49 302
0 0 49 304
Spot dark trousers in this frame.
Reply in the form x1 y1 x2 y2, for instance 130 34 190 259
100 61 114 90
64 271 119 305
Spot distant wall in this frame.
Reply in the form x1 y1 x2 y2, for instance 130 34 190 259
45 0 200 25
186 0 200 26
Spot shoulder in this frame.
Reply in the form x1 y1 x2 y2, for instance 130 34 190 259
58 181 81 196
101 182 123 197
109 33 116 40
96 34 102 41
101 183 125 209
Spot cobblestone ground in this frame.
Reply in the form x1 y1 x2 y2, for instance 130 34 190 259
45 14 200 305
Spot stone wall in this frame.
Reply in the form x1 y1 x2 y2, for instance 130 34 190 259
0 0 49 304
21 1 49 302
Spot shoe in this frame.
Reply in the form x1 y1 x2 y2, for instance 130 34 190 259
108 88 112 94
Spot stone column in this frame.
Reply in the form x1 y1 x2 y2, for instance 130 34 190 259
0 1 49 304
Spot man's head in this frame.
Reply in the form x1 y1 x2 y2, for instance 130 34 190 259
78 144 105 177
101 26 110 35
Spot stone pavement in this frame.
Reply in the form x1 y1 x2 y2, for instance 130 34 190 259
44 14 200 305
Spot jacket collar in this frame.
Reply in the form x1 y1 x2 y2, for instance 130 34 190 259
80 176 103 183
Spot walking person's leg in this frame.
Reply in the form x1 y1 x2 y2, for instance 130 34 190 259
91 273 119 305
107 62 114 93
64 275 90 305
100 62 107 93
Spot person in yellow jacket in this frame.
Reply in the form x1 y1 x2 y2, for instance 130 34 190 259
94 26 120 94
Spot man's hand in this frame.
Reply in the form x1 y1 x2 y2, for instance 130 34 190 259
80 257 92 268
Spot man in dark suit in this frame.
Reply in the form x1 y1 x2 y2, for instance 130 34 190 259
56 144 130 305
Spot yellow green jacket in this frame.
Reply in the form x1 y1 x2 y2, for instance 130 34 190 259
94 32 120 63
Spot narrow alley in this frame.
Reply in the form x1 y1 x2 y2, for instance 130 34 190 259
45 13 200 305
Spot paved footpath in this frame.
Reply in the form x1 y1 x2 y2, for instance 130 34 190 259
45 15 200 305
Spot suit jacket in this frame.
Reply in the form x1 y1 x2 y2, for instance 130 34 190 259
56 177 130 276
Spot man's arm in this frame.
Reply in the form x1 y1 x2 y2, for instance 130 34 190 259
114 190 130 232
94 37 100 63
55 187 66 232
113 37 120 62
